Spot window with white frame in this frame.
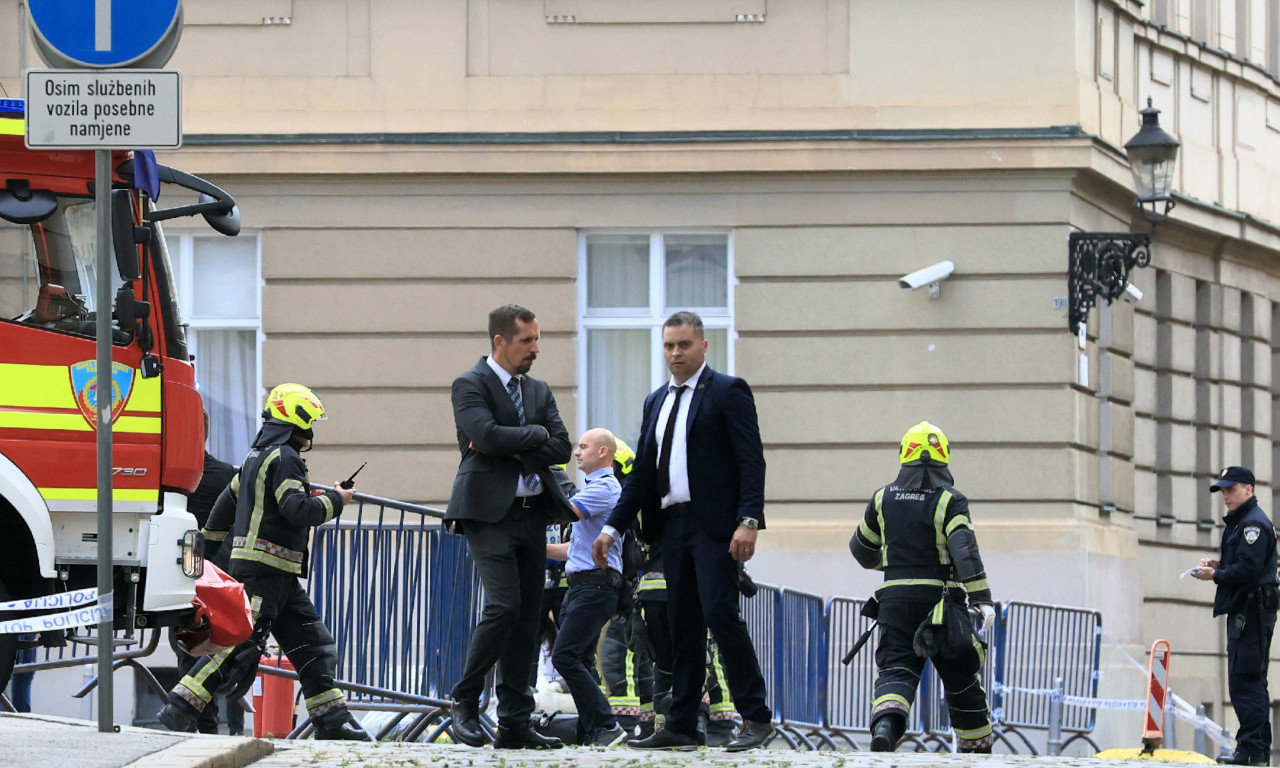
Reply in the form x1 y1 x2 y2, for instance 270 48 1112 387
165 232 261 464
578 231 733 448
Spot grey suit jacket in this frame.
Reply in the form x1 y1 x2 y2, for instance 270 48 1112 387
444 357 575 525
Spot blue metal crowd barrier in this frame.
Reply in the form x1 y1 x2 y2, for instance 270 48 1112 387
309 494 481 701
297 492 1103 751
775 588 827 730
824 596 875 733
738 583 780 719
992 601 1102 739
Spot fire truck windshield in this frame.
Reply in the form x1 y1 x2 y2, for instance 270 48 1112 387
0 194 132 342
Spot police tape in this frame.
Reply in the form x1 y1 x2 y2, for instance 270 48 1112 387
0 587 98 612
994 683 1147 710
0 604 108 635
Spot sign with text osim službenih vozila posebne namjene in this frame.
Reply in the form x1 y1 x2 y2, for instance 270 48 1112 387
24 69 181 149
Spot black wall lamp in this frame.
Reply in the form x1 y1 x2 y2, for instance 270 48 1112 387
1068 98 1181 331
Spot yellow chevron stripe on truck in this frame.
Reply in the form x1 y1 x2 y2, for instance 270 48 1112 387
0 362 161 433
39 488 158 502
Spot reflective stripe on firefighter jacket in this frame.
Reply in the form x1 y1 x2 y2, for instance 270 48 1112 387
204 443 343 576
849 483 992 604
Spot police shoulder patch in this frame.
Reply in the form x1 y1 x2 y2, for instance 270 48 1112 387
1244 526 1261 545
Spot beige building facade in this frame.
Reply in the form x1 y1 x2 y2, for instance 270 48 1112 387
6 0 1280 743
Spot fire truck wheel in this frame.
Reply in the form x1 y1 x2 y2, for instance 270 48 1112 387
0 580 16 696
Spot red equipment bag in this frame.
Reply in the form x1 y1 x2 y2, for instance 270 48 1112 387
177 563 254 656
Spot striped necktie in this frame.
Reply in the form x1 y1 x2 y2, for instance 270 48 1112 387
507 378 542 493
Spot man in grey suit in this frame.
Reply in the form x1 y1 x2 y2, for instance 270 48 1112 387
446 304 573 750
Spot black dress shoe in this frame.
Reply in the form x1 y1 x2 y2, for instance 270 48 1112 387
1218 753 1269 766
628 728 699 751
449 700 488 748
725 720 776 752
493 724 563 749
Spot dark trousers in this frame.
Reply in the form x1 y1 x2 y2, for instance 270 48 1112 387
170 571 348 728
170 629 246 734
452 504 547 726
872 597 991 742
1229 607 1278 759
10 646 35 713
639 596 673 701
552 574 620 741
662 516 771 736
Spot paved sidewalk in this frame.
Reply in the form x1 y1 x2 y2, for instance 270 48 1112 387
238 739 1215 768
0 714 1219 768
0 713 271 768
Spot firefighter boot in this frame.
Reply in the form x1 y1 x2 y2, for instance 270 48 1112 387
156 697 200 734
958 733 994 754
314 710 373 741
870 712 905 752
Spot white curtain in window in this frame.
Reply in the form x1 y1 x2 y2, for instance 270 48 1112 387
587 329 651 446
194 329 257 463
587 234 649 309
192 237 257 318
704 328 729 372
664 234 728 309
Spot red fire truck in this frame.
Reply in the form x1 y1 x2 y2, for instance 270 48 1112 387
0 97 241 691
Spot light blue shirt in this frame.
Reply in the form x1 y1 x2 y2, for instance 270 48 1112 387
566 467 623 574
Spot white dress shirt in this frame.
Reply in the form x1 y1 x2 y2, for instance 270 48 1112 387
485 355 541 497
656 362 706 509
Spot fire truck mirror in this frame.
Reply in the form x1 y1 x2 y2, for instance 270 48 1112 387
111 189 143 281
198 193 241 237
116 285 138 331
0 182 57 224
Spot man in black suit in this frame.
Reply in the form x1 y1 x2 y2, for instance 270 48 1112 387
592 310 774 752
446 304 573 750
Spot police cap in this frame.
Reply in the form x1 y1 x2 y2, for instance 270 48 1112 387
1210 465 1255 492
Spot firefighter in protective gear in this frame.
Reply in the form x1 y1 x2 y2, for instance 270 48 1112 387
850 422 995 754
158 384 370 741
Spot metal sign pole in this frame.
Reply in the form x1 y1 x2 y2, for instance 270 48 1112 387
94 148 114 733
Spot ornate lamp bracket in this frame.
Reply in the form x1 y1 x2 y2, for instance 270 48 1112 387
1067 231 1151 330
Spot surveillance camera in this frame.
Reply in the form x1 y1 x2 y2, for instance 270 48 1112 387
899 261 955 298
1122 282 1143 303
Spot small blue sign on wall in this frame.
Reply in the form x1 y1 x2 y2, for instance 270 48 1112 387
28 0 183 68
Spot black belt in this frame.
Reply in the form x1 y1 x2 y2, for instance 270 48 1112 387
665 502 693 518
566 568 621 587
510 495 543 510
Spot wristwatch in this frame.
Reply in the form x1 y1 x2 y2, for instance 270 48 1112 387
738 517 759 530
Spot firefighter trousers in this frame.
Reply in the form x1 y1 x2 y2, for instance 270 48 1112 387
169 570 350 728
871 597 991 743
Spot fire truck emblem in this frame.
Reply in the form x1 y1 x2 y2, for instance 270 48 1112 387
69 360 135 429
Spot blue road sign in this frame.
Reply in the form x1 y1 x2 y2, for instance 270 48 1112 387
28 0 182 68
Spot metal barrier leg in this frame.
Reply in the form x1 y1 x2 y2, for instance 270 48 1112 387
1047 677 1064 756
1194 705 1208 756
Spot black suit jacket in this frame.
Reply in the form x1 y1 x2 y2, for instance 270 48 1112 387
444 357 575 525
606 366 766 543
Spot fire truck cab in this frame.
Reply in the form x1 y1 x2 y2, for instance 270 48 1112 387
0 98 241 689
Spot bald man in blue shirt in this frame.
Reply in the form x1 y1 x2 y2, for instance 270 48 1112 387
546 427 625 745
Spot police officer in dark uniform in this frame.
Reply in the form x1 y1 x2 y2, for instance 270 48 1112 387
1192 466 1279 766
850 421 996 753
158 384 369 741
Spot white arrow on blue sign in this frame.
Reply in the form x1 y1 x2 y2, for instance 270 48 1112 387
28 0 182 68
